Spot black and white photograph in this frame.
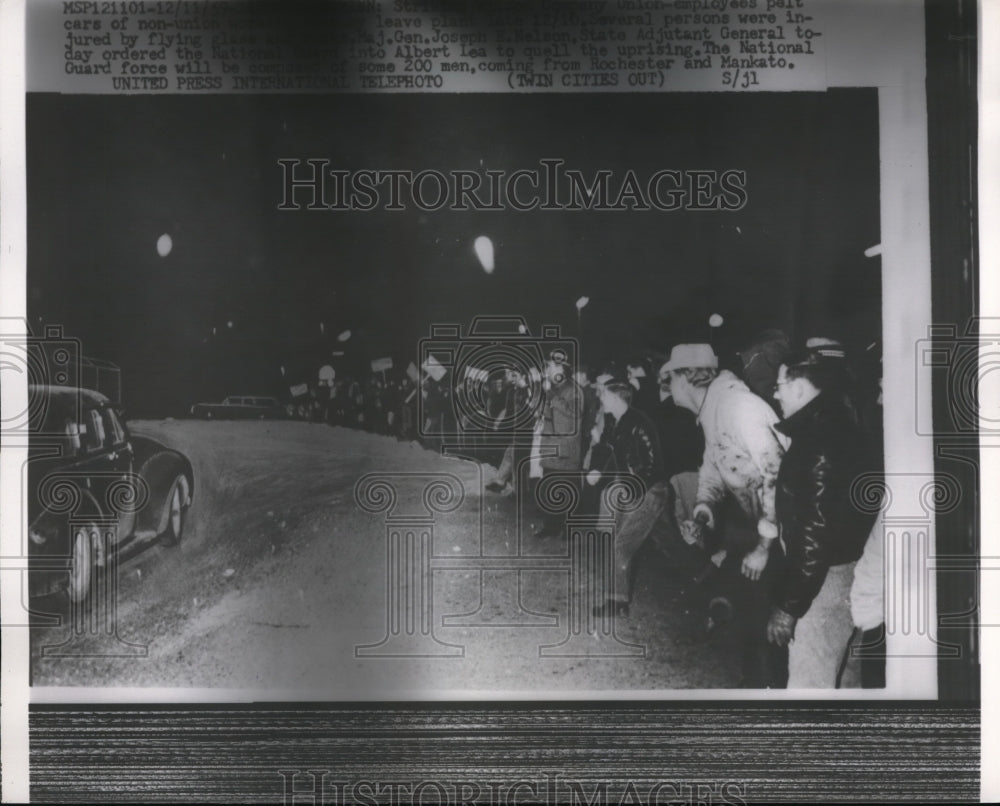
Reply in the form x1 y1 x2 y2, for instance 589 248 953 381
22 88 889 694
0 0 989 801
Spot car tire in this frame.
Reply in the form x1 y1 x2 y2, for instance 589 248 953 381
67 523 97 605
160 477 188 547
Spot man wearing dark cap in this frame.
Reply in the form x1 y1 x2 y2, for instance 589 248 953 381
768 348 878 687
533 349 583 538
587 375 671 618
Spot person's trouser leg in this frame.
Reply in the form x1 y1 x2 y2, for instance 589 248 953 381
711 509 786 688
858 624 887 688
723 540 786 688
788 562 857 688
607 481 670 603
759 545 788 688
669 471 700 527
495 444 514 485
578 478 603 517
647 472 704 570
534 468 571 536
837 624 885 689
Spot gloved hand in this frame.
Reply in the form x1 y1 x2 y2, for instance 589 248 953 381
767 607 797 646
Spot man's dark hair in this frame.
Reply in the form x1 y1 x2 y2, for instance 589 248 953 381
783 349 851 393
603 381 633 404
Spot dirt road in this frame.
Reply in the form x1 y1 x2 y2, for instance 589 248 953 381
30 421 740 693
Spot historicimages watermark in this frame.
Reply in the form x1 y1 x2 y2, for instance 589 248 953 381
277 158 748 212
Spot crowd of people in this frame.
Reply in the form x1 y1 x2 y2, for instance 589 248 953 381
477 331 882 690
304 329 886 690
294 371 422 438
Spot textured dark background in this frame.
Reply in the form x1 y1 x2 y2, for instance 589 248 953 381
27 89 881 419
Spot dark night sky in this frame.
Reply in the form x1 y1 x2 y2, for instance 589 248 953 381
27 90 880 416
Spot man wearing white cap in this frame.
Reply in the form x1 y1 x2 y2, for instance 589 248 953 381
651 356 705 513
665 343 790 688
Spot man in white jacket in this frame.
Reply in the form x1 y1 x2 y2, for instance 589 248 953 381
665 343 790 687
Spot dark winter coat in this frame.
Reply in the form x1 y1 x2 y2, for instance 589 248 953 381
539 377 582 471
593 406 664 485
649 392 704 479
774 391 879 618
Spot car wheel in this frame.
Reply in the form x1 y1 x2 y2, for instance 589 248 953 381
160 477 188 547
67 523 97 605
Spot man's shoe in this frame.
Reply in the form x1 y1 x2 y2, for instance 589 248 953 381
592 600 630 619
485 482 506 494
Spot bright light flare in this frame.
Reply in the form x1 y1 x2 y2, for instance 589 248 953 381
474 236 495 273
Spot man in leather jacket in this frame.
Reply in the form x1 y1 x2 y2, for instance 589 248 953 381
768 348 878 687
587 377 671 618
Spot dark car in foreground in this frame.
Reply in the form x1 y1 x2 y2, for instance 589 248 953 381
190 395 285 419
27 385 194 605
